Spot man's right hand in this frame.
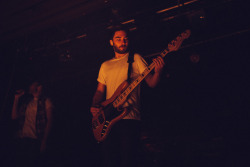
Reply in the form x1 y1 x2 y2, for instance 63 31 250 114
14 89 25 99
90 106 101 117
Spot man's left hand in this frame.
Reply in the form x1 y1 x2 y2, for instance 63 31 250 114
153 56 165 73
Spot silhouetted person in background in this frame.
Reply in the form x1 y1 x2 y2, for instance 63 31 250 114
11 81 53 167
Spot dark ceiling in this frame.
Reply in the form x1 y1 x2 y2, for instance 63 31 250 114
1 0 113 41
1 0 248 57
0 0 178 41
1 0 246 43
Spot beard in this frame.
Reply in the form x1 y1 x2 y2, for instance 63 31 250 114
113 44 129 54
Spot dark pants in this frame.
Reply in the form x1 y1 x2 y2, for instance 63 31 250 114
11 138 41 167
101 119 141 167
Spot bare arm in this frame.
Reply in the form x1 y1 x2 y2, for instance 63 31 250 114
90 82 106 116
11 98 19 120
145 56 165 88
11 90 25 120
92 82 106 106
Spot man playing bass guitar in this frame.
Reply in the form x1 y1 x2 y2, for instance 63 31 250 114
90 26 165 167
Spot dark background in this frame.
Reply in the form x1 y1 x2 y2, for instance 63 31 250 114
0 0 249 166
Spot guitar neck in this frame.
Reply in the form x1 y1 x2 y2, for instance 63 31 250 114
112 29 191 108
112 49 170 108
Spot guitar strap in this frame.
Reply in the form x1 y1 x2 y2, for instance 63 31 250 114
127 51 134 83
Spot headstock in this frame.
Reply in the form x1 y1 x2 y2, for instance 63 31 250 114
168 29 191 52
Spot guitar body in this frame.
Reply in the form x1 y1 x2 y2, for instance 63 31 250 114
92 80 130 142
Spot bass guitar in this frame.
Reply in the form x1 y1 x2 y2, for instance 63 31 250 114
92 29 191 142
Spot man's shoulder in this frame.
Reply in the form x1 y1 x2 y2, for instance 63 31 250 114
100 53 144 65
103 58 114 63
101 58 114 67
133 53 142 58
133 53 146 62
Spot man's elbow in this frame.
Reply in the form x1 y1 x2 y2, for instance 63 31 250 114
146 79 157 88
147 83 157 88
145 76 159 88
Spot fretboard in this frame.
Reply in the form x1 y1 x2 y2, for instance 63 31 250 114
112 48 170 108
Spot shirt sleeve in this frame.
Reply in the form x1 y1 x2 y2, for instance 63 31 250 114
97 63 106 85
134 53 148 74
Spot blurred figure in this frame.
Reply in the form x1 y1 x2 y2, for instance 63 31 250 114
11 81 53 167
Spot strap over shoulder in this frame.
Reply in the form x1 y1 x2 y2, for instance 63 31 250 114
127 51 134 83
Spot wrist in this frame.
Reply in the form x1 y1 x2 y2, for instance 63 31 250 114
91 104 101 108
154 71 162 75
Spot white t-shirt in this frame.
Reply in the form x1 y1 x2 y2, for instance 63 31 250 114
21 98 53 139
97 53 148 120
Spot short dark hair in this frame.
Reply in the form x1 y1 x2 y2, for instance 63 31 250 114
109 25 130 40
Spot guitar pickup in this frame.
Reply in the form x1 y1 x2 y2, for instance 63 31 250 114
98 115 104 124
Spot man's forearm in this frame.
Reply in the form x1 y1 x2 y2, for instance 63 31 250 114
11 98 19 120
145 72 162 88
92 91 105 106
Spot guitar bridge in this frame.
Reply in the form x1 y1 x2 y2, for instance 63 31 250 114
101 121 110 136
92 120 98 129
